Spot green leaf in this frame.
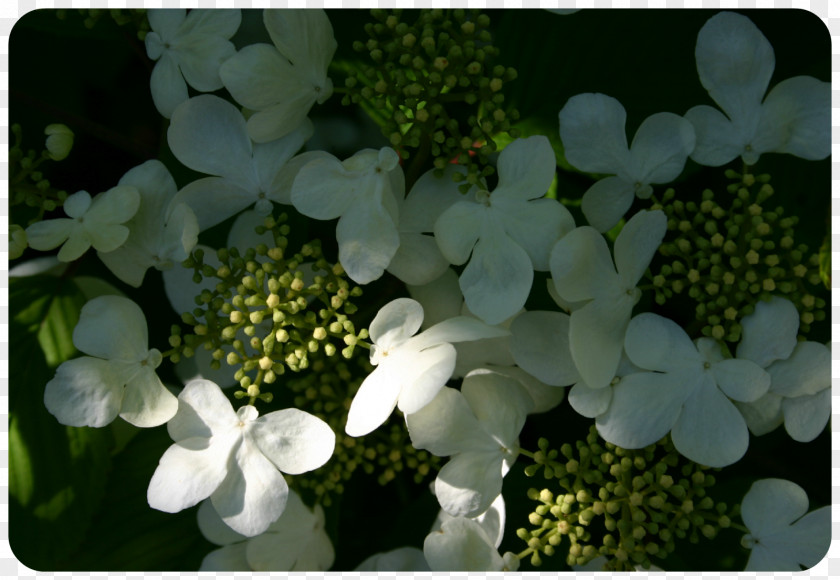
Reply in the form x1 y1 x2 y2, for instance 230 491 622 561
8 275 113 570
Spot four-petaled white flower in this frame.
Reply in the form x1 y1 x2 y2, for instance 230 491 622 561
434 136 575 325
597 312 770 467
44 295 177 428
168 95 312 231
98 160 199 287
685 11 830 167
292 147 404 285
25 186 140 262
406 369 532 518
221 9 336 143
197 491 334 571
739 478 830 571
344 298 509 437
145 9 242 118
147 379 335 537
558 93 695 232
550 209 666 389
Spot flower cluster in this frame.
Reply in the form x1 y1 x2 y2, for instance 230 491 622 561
9 7 829 574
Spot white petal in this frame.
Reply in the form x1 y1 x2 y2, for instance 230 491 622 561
768 341 830 398
200 545 250 572
368 297 425 347
221 43 308 111
409 315 508 351
569 298 631 390
269 150 334 206
63 190 92 218
335 197 400 285
735 393 784 436
179 8 241 39
73 295 149 361
494 197 575 270
245 94 317 143
493 136 556 201
387 232 451 286
253 120 312 194
344 365 402 437
695 12 774 128
119 367 178 428
396 343 457 414
435 452 505 518
400 165 467 233
86 185 141 226
757 76 830 160
356 547 429 571
172 178 256 232
264 9 336 76
558 93 631 174
671 379 749 467
167 378 239 442
423 518 504 571
568 382 613 418
43 357 124 427
740 478 808 537
549 226 618 303
580 176 638 233
150 54 189 119
290 154 356 220
711 358 770 402
248 408 335 475
174 35 236 92
458 228 533 325
489 365 565 415
406 386 496 456
406 268 462 328
683 105 746 167
628 112 696 184
614 209 667 288
25 219 74 252
197 499 247 546
57 229 94 262
737 296 799 367
433 201 483 265
211 438 289 537
461 369 532 446
624 313 702 373
147 9 185 41
782 389 830 442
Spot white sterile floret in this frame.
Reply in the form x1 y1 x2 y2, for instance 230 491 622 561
147 379 335 537
43 295 176 428
550 209 667 389
198 491 334 571
423 517 518 571
98 160 199 287
597 312 770 467
291 147 404 285
344 298 508 437
221 9 336 143
735 296 831 442
431 491 507 550
685 12 830 167
144 9 241 118
406 370 532 518
739 479 830 571
25 186 140 262
434 136 575 325
558 93 695 232
168 95 312 231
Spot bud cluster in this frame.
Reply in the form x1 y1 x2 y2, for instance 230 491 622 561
518 426 733 571
168 213 368 405
56 8 150 36
343 8 520 189
649 171 826 341
9 124 71 219
285 356 440 506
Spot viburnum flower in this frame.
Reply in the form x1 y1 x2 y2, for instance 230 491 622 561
197 491 334 571
685 11 830 167
735 296 831 442
147 379 335 537
98 160 199 287
434 136 575 324
344 298 508 437
43 295 176 428
144 9 241 118
168 95 312 231
423 517 519 572
596 312 770 467
549 209 667 389
291 147 404 285
406 370 532 518
558 94 695 231
739 479 830 571
25 186 140 262
221 9 336 143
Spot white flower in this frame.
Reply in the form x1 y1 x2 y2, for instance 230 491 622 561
168 95 312 231
685 12 830 167
198 491 334 571
44 123 74 161
98 160 199 287
221 9 336 143
735 296 831 442
434 136 575 324
291 147 404 285
344 298 508 437
597 313 770 467
147 379 335 537
550 209 667 389
558 93 695 231
25 186 140 262
144 9 241 118
423 517 518 571
406 370 532 518
43 295 176 428
740 479 830 571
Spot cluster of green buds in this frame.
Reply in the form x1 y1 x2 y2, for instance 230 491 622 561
342 8 520 189
649 171 826 341
56 8 150 36
517 426 733 571
285 357 440 506
167 213 367 405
